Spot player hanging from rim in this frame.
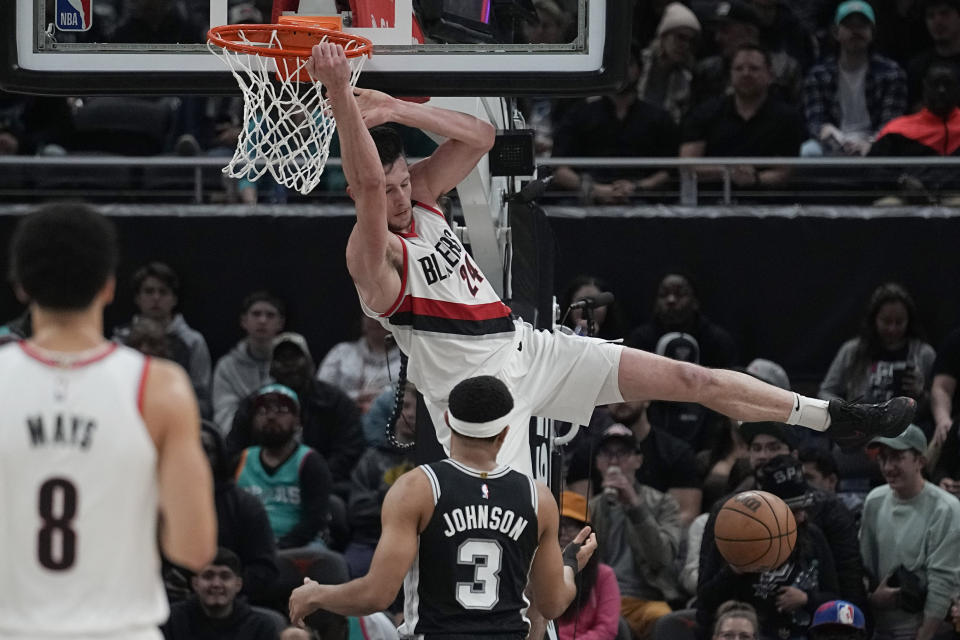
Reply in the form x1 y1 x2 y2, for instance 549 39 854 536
0 203 217 639
289 375 598 633
305 42 915 479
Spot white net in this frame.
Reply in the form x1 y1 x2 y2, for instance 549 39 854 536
208 28 368 195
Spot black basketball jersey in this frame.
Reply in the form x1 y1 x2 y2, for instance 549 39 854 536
399 459 540 640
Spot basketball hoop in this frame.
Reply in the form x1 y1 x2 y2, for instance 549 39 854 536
207 21 373 195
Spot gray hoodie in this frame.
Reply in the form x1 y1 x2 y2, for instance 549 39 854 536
212 340 272 434
166 314 212 410
113 313 211 416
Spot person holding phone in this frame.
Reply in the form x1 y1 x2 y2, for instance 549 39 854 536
819 283 936 508
819 283 935 410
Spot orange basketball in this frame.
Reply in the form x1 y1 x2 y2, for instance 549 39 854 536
715 490 797 572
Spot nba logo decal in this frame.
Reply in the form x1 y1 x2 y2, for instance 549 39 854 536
56 0 93 32
481 484 489 500
838 604 854 625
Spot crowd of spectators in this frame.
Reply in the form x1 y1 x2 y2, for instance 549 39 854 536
7 0 960 203
5 1 960 638
6 262 960 640
533 0 960 204
555 273 960 640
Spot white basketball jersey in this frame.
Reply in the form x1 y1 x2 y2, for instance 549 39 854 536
359 201 519 404
0 341 168 637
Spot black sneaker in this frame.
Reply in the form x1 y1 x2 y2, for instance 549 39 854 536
827 396 916 451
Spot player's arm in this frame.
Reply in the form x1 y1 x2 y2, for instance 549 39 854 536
288 467 429 625
931 373 956 442
308 44 399 311
142 359 217 572
528 482 597 620
355 88 495 203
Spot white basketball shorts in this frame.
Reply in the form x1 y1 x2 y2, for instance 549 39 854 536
424 320 624 477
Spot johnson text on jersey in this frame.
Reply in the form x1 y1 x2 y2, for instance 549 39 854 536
441 504 530 541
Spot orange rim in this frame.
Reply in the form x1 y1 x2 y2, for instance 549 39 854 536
207 23 373 60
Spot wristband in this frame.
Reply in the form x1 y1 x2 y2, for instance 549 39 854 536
562 542 581 576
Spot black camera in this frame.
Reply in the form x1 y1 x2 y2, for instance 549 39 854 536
888 565 926 614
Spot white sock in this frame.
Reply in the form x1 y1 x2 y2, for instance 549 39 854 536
786 393 831 431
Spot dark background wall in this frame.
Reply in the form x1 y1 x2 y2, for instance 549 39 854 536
548 215 960 389
1 213 957 391
0 215 364 366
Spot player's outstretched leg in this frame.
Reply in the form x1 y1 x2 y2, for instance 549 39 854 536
615 348 915 452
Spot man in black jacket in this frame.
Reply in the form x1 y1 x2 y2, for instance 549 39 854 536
698 455 841 639
228 332 365 493
162 548 280 640
201 422 277 604
698 423 867 634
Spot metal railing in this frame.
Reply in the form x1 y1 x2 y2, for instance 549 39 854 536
0 155 344 204
3 155 960 206
540 156 960 206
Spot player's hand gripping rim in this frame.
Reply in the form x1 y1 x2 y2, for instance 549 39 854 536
306 42 352 93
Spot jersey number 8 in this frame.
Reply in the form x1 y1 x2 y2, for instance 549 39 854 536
37 477 78 571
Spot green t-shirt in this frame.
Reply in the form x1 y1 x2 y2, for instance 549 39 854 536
237 444 312 540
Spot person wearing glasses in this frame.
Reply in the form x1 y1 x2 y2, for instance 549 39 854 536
227 332 365 494
713 600 759 640
236 383 333 550
588 424 683 639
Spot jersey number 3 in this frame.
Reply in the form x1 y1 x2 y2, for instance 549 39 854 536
456 539 503 610
37 477 78 571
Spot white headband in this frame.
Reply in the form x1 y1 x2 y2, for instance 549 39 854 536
446 410 508 438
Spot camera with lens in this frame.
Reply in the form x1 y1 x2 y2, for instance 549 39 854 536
888 565 926 614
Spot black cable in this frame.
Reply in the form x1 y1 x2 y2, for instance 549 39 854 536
385 352 414 450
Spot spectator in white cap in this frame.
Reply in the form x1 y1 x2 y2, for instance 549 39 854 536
646 331 726 454
860 424 960 640
746 357 834 453
746 358 791 390
629 273 737 453
639 2 702 122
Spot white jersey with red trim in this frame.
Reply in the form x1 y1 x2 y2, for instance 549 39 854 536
359 201 519 404
0 341 168 637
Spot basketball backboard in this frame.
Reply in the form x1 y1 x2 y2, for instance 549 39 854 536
1 0 631 96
